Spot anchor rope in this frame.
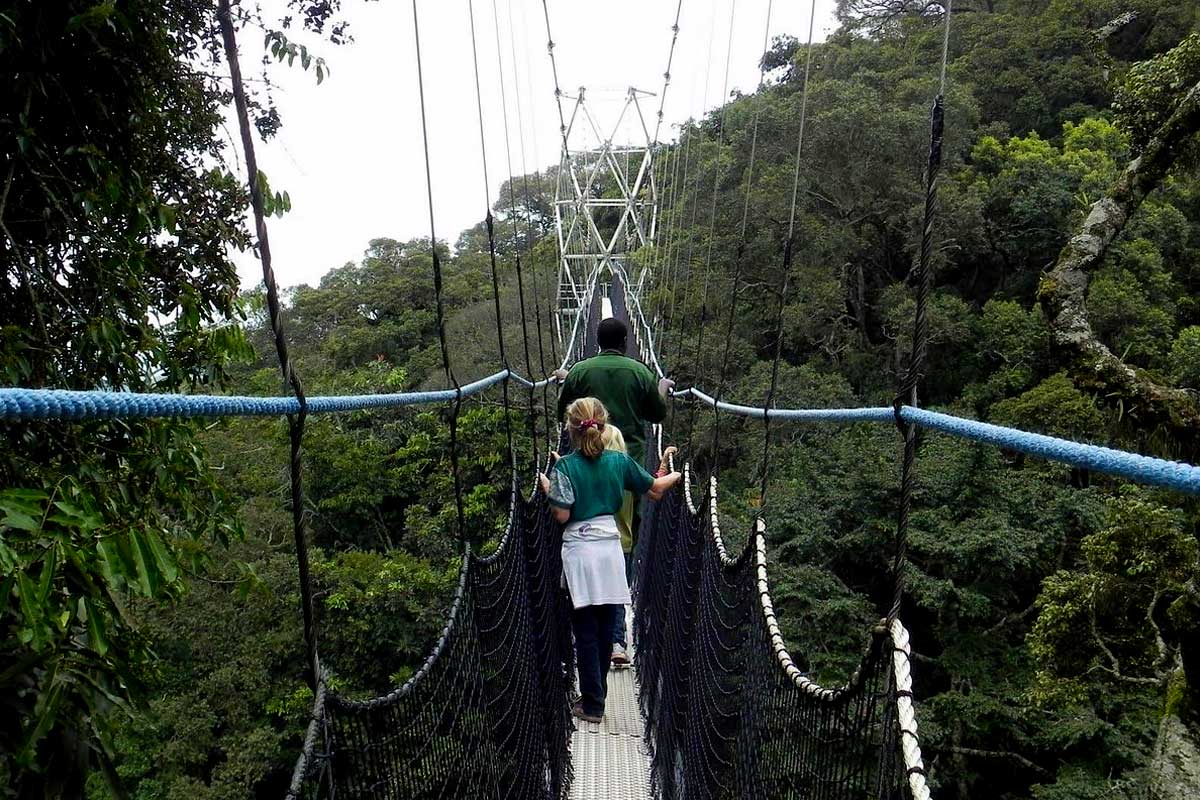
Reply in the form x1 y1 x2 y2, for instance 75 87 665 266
216 0 318 690
412 0 466 540
492 0 542 472
467 0 516 474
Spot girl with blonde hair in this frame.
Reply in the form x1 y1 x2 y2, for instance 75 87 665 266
540 396 680 723
601 425 677 668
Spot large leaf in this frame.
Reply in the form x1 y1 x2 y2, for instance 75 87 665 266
128 531 159 597
1 509 41 532
0 538 19 572
0 574 15 618
16 571 43 642
83 598 110 657
142 528 179 584
96 537 128 592
50 500 103 531
0 489 48 532
37 545 58 603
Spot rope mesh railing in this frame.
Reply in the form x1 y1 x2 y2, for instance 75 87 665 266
631 451 903 799
285 278 601 799
287 480 575 799
616 279 920 800
276 268 596 799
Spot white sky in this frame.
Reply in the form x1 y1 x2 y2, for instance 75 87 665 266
230 0 839 290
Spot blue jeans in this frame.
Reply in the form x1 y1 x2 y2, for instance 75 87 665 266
572 604 619 716
614 552 633 648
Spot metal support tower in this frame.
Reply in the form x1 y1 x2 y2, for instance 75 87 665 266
554 86 659 343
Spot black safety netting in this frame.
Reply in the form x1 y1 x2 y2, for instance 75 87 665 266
284 284 604 800
633 467 904 800
286 487 575 800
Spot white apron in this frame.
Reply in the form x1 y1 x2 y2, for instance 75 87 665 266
561 515 631 609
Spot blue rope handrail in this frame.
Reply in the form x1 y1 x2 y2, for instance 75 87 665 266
6 376 1198 494
0 370 522 421
901 406 1200 496
0 276 595 423
675 386 1200 496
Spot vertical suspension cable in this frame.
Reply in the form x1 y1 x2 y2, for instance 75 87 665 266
890 0 953 621
652 1 686 148
540 0 569 148
650 140 680 341
412 0 467 538
217 0 318 689
467 0 515 475
648 140 673 336
519 0 559 370
640 1 685 331
512 0 555 446
710 0 773 475
493 0 540 473
670 3 719 435
686 0 738 457
758 0 817 506
661 121 691 364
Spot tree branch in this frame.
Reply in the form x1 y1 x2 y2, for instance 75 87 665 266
1093 11 1139 42
985 601 1038 636
1148 589 1173 677
1038 77 1200 454
930 745 1051 778
1089 584 1165 687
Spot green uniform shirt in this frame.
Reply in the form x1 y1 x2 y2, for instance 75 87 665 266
547 450 655 523
557 350 667 464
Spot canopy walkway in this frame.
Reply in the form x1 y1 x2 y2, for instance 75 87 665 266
5 270 1199 799
5 1 1200 798
282 272 934 800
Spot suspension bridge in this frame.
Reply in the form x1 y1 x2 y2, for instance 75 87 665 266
4 1 1200 798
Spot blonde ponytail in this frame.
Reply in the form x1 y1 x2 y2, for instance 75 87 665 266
566 397 609 459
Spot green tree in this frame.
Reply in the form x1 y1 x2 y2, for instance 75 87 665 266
0 0 352 791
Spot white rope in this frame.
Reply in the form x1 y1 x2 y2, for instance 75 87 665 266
706 472 733 564
683 465 879 702
683 460 698 515
891 618 932 800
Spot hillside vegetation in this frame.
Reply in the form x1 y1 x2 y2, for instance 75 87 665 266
2 1 1200 798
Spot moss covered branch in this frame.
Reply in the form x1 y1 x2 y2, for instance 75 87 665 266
1038 77 1200 454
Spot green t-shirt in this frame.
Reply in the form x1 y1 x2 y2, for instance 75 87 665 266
547 450 655 523
556 350 667 464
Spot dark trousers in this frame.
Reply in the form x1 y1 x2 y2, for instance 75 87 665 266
614 552 633 648
572 603 619 716
614 500 643 648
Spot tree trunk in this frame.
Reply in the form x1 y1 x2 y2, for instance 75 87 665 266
1151 714 1200 800
854 260 869 341
1037 77 1200 457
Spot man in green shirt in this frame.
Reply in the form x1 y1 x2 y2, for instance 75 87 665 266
554 316 673 665
555 318 672 467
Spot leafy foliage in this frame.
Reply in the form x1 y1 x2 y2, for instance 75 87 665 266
5 0 1200 798
646 3 1200 796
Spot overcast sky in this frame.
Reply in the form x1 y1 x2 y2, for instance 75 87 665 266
229 0 839 290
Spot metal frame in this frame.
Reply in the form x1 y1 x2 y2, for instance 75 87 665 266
553 86 659 343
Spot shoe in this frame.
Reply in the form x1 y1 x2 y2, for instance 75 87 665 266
571 702 603 724
611 643 632 669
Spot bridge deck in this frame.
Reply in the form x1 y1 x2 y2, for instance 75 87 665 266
569 610 650 800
